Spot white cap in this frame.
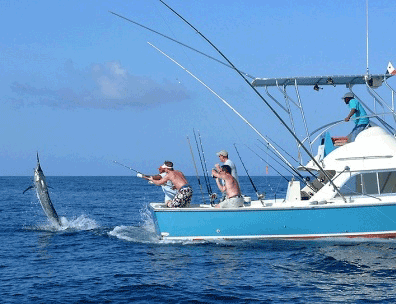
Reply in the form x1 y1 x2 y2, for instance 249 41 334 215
342 92 354 99
216 150 228 157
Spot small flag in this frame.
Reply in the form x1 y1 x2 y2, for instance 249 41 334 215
266 166 269 174
387 61 396 75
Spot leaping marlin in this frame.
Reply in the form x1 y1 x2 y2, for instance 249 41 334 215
24 153 62 227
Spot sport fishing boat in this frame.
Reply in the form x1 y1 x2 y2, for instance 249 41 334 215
112 1 396 241
149 66 396 241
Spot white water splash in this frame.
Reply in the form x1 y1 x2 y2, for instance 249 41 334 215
59 215 98 230
30 215 98 232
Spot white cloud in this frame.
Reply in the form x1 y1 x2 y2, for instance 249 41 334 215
10 61 190 109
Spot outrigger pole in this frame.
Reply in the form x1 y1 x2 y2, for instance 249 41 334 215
108 11 255 79
233 144 264 200
158 0 346 202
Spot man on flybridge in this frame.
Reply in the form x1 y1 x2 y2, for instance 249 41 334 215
342 92 370 141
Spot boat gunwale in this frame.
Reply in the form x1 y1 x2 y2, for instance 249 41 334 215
149 200 396 212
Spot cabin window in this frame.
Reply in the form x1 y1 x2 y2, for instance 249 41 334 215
362 173 379 195
339 171 396 197
378 171 396 194
339 174 362 196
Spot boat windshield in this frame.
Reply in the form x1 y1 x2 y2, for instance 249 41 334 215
338 171 396 197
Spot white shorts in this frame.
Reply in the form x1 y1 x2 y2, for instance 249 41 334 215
218 196 244 208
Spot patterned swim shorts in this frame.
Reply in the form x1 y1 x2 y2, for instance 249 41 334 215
167 185 193 208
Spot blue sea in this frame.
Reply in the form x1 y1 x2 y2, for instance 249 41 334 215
2 175 396 303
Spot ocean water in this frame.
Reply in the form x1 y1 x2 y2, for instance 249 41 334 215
1 175 396 303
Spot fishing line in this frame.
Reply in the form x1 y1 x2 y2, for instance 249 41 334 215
257 138 318 180
246 145 289 183
158 0 346 202
255 143 316 192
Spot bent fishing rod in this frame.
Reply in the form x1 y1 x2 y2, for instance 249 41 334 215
157 1 346 202
187 136 206 204
234 144 264 200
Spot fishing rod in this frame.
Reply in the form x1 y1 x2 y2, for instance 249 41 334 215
157 1 346 202
187 136 206 204
108 11 255 79
192 129 215 204
197 130 217 204
197 131 213 192
113 160 142 174
234 144 264 200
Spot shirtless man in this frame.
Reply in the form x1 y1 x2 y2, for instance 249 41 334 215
137 161 177 205
212 164 244 208
149 162 193 208
216 150 240 201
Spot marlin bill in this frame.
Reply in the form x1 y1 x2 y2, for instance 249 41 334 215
24 153 62 227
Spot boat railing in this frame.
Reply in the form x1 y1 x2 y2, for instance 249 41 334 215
350 88 396 135
300 113 393 147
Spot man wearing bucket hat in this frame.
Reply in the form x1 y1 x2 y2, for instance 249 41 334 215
342 92 369 141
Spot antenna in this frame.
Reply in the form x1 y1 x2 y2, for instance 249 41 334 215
366 0 369 75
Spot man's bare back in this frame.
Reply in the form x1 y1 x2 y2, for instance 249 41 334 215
163 170 188 190
150 169 188 190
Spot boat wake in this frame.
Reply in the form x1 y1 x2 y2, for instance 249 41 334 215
108 225 160 243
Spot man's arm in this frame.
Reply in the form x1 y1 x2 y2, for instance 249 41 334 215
215 177 226 192
149 174 169 185
345 108 356 122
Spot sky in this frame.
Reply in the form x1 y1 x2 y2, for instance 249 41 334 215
1 0 395 176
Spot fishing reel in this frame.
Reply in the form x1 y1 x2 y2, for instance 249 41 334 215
209 193 217 206
257 193 265 200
